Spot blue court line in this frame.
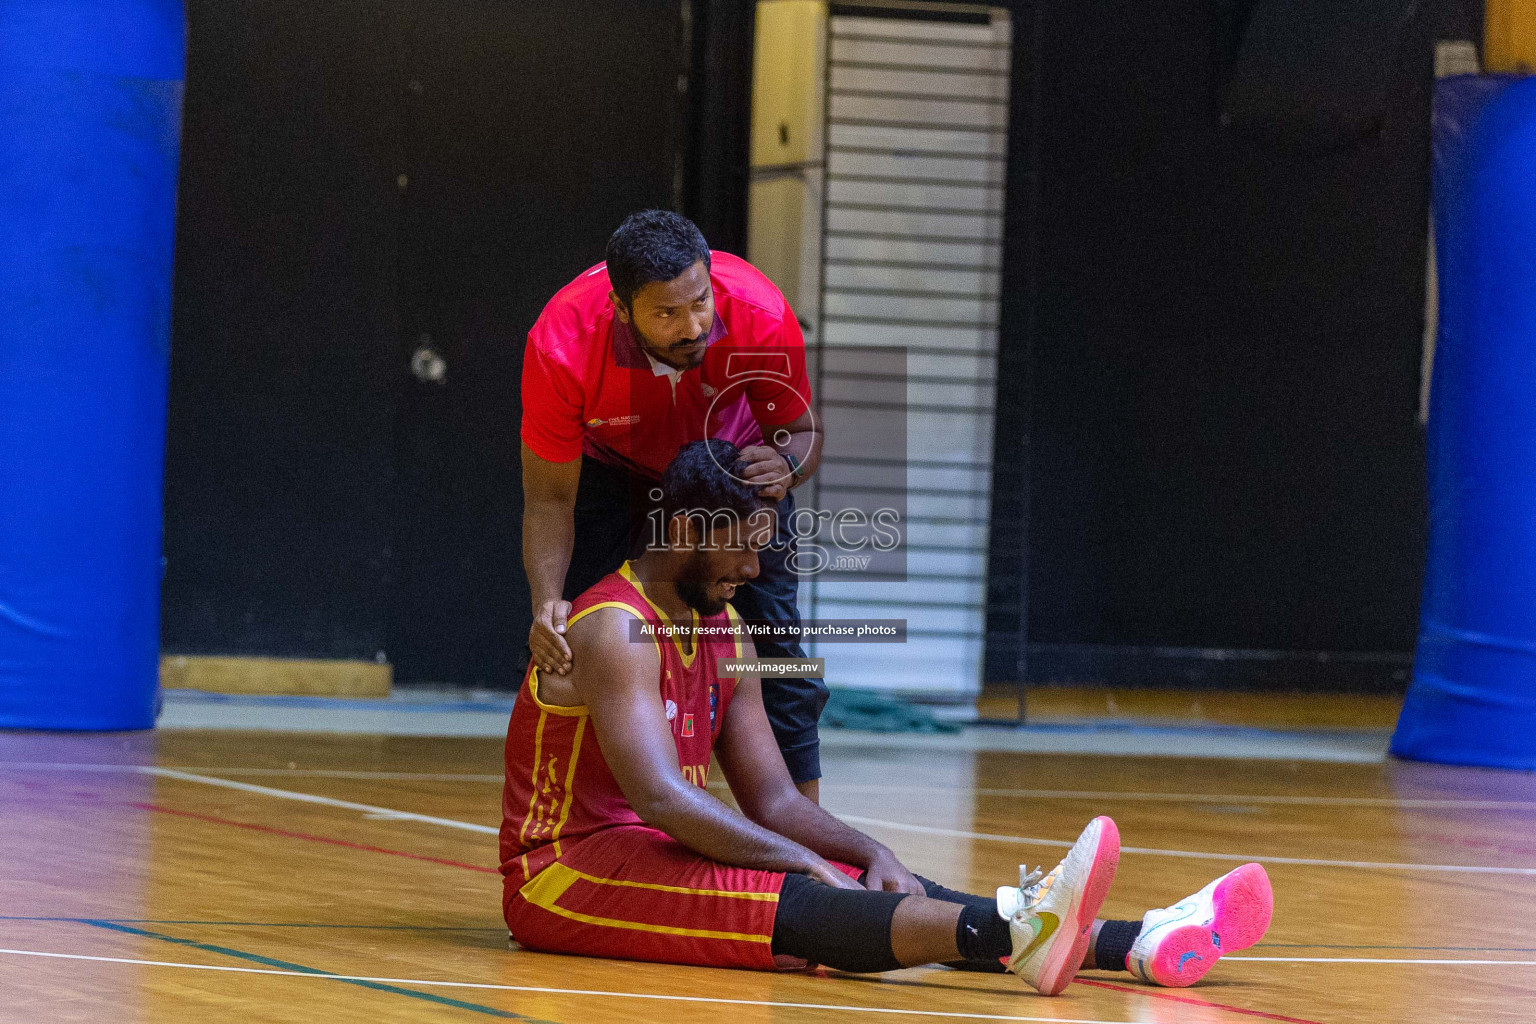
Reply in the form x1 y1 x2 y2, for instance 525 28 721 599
0 916 503 931
76 920 554 1021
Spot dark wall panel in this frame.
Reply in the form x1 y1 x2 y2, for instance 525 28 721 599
162 1 405 659
682 0 757 254
988 0 1435 690
163 1 686 680
388 0 685 686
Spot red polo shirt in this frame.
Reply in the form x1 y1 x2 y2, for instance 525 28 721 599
521 251 812 480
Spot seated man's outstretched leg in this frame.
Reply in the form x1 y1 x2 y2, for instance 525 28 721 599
774 820 1274 994
773 816 1121 995
505 817 1116 993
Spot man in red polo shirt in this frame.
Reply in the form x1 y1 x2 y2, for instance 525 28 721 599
520 210 829 798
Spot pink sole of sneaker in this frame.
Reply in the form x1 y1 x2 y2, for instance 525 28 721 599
1035 816 1121 996
1142 863 1273 988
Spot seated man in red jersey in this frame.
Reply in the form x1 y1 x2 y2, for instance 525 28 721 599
500 440 1273 993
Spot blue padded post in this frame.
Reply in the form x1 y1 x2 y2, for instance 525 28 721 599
1392 76 1536 768
0 1 185 729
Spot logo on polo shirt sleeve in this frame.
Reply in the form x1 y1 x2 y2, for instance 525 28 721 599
586 414 642 428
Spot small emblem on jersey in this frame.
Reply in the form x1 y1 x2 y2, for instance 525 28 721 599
665 699 678 722
681 713 695 738
709 683 719 730
586 414 640 428
701 383 717 397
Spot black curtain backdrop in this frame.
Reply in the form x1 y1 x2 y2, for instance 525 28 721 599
682 0 757 255
161 1 406 661
984 0 1446 692
163 0 689 683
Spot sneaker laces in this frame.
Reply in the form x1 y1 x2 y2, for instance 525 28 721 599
1019 864 1058 908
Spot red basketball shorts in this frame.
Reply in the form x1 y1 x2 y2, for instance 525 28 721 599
504 825 859 971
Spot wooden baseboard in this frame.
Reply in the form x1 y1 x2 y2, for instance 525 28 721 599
160 656 392 698
977 684 1402 730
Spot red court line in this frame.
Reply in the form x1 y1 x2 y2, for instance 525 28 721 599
130 802 499 875
1073 978 1328 1024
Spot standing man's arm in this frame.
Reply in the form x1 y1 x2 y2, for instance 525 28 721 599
521 445 581 675
737 306 823 502
521 311 591 676
739 407 821 503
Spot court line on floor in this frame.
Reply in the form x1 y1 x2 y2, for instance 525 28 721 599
826 785 1536 812
143 767 502 834
14 919 1533 954
70 921 549 1021
135 767 1536 877
131 801 499 873
0 917 504 931
14 763 1535 812
0 946 1194 1024
835 815 1536 876
1072 979 1327 1024
16 764 1529 880
146 769 1536 812
163 767 506 782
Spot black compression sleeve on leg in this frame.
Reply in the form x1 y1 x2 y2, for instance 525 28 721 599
1092 920 1142 971
772 874 908 973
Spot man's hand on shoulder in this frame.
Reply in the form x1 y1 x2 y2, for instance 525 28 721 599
530 598 573 675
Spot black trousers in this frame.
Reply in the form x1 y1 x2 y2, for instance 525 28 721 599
555 455 829 783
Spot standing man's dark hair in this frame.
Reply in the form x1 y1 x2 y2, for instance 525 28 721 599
605 210 712 309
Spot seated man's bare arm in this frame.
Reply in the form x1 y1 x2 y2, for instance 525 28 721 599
560 607 858 889
713 638 924 894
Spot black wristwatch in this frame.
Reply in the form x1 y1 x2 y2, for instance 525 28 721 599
782 450 804 487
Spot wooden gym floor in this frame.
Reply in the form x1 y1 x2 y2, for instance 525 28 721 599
3 709 1535 1023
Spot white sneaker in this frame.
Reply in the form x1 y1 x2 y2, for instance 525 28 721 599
1127 863 1273 987
998 816 1120 996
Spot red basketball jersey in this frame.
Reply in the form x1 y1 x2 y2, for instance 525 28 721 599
500 562 744 891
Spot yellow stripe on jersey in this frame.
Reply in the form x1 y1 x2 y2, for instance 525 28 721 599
519 861 776 945
517 709 549 846
550 715 587 858
618 561 699 668
726 602 744 660
522 859 779 902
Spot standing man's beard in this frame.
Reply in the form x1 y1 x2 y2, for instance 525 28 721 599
634 320 710 371
675 548 726 616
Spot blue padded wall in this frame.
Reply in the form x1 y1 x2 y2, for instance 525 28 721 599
1392 76 1536 768
0 1 184 728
